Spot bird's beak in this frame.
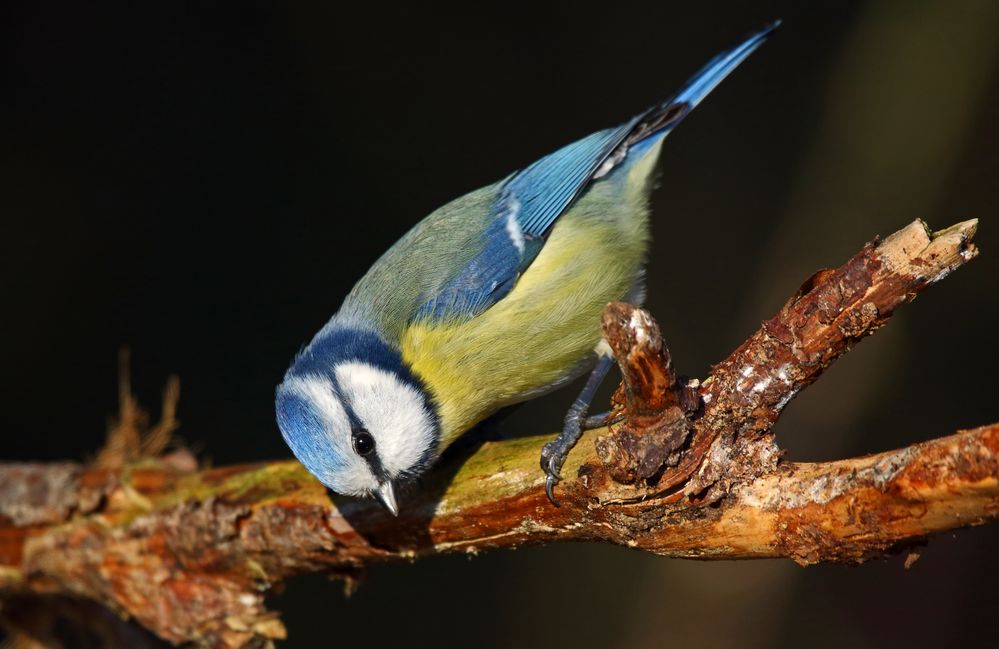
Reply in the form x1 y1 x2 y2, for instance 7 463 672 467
376 481 399 516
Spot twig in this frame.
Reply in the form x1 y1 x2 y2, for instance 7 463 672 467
95 350 181 469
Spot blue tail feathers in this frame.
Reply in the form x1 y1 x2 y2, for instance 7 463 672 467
625 21 780 151
671 21 779 110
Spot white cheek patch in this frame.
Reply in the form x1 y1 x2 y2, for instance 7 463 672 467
280 374 378 496
334 361 436 477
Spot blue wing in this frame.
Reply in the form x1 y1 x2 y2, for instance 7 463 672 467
417 23 777 322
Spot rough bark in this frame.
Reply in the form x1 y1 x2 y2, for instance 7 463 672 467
0 218 991 648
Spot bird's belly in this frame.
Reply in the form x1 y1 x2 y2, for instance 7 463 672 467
401 199 649 447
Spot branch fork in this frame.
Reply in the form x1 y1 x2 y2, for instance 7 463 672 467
592 219 981 506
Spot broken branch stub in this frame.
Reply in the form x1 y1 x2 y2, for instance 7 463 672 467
595 304 700 484
601 303 678 416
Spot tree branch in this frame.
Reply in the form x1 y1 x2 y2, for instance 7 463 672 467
0 218 990 648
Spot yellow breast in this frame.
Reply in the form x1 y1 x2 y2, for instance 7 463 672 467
401 149 659 447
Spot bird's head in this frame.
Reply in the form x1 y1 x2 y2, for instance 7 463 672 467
276 343 439 515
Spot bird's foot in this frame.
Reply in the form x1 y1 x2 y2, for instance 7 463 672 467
541 355 616 506
540 415 585 506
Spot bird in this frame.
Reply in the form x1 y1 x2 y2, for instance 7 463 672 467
276 23 777 515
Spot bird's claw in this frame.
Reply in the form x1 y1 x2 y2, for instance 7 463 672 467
541 440 566 506
545 473 561 507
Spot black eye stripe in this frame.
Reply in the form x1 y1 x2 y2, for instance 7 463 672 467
352 427 388 482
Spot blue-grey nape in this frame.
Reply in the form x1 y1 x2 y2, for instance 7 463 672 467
288 327 412 381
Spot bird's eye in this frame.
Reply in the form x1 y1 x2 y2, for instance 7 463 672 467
352 429 376 456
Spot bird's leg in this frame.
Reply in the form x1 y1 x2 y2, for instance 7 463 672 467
541 353 615 505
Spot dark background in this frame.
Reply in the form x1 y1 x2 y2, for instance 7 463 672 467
4 1 999 647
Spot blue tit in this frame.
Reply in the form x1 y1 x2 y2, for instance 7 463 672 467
276 23 777 514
